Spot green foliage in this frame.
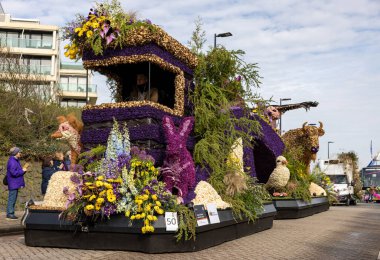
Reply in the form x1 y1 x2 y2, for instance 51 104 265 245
173 204 197 241
283 152 312 202
337 151 359 165
311 167 338 204
0 87 80 159
191 44 263 186
187 17 206 55
188 20 268 221
337 151 363 198
90 34 104 56
78 145 107 172
225 179 270 221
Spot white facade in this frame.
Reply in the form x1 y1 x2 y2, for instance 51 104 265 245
59 63 97 107
0 7 97 106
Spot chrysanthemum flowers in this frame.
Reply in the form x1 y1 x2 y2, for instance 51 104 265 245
81 175 121 217
128 189 163 234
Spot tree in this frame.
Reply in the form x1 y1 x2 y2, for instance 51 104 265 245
188 19 270 220
0 46 80 158
337 151 363 198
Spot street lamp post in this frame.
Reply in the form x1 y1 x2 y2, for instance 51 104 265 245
279 98 291 134
214 32 233 48
328 141 334 159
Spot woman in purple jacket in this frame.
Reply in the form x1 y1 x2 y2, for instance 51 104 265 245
6 147 28 220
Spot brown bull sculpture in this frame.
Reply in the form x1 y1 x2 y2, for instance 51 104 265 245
282 122 325 174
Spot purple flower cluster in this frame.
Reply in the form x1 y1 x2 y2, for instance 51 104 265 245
100 20 119 45
195 165 210 183
81 123 196 147
82 43 193 75
82 105 184 124
227 107 284 182
161 116 196 204
117 153 131 170
131 146 155 163
81 105 197 168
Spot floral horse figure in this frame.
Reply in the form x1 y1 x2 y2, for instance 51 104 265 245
51 114 83 165
161 115 196 204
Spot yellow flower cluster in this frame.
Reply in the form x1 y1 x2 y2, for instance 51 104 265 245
127 189 164 234
64 43 80 60
324 176 331 185
64 14 108 60
83 175 119 214
75 15 106 38
131 160 159 178
226 155 241 168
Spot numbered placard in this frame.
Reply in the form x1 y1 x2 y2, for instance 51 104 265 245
206 203 220 224
165 212 178 231
194 204 209 226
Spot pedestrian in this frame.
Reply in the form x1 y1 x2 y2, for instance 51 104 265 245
64 151 71 171
41 157 56 195
6 147 29 220
369 186 376 202
53 151 66 171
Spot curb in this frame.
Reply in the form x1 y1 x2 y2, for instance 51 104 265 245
0 210 25 236
0 225 23 237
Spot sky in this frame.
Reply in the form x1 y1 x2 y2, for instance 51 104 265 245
2 0 380 168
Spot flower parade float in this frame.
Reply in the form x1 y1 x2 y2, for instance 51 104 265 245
265 122 331 219
22 1 287 252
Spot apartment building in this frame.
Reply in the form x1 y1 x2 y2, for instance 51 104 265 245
59 62 97 107
0 4 97 107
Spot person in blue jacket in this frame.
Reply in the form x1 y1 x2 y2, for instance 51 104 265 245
41 157 56 196
6 147 29 220
53 151 66 171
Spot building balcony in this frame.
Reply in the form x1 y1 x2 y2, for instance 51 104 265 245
0 63 51 75
58 83 97 93
60 63 84 70
1 37 53 49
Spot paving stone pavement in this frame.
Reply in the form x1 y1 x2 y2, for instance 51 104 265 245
0 211 24 236
0 203 379 260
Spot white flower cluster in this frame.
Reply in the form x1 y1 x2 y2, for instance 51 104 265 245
105 120 130 160
192 181 230 210
309 182 326 196
116 167 137 214
42 171 78 208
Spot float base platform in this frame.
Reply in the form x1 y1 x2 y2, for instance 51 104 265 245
24 203 276 253
272 197 329 219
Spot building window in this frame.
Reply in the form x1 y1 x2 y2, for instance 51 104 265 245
0 29 53 49
21 56 51 75
60 76 89 92
61 98 87 108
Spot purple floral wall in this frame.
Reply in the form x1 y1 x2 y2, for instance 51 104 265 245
231 107 285 182
81 105 195 165
82 43 194 76
82 104 284 183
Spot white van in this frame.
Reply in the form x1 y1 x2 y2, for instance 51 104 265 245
318 159 355 206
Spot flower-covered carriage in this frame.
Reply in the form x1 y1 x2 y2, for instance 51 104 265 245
22 1 295 253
